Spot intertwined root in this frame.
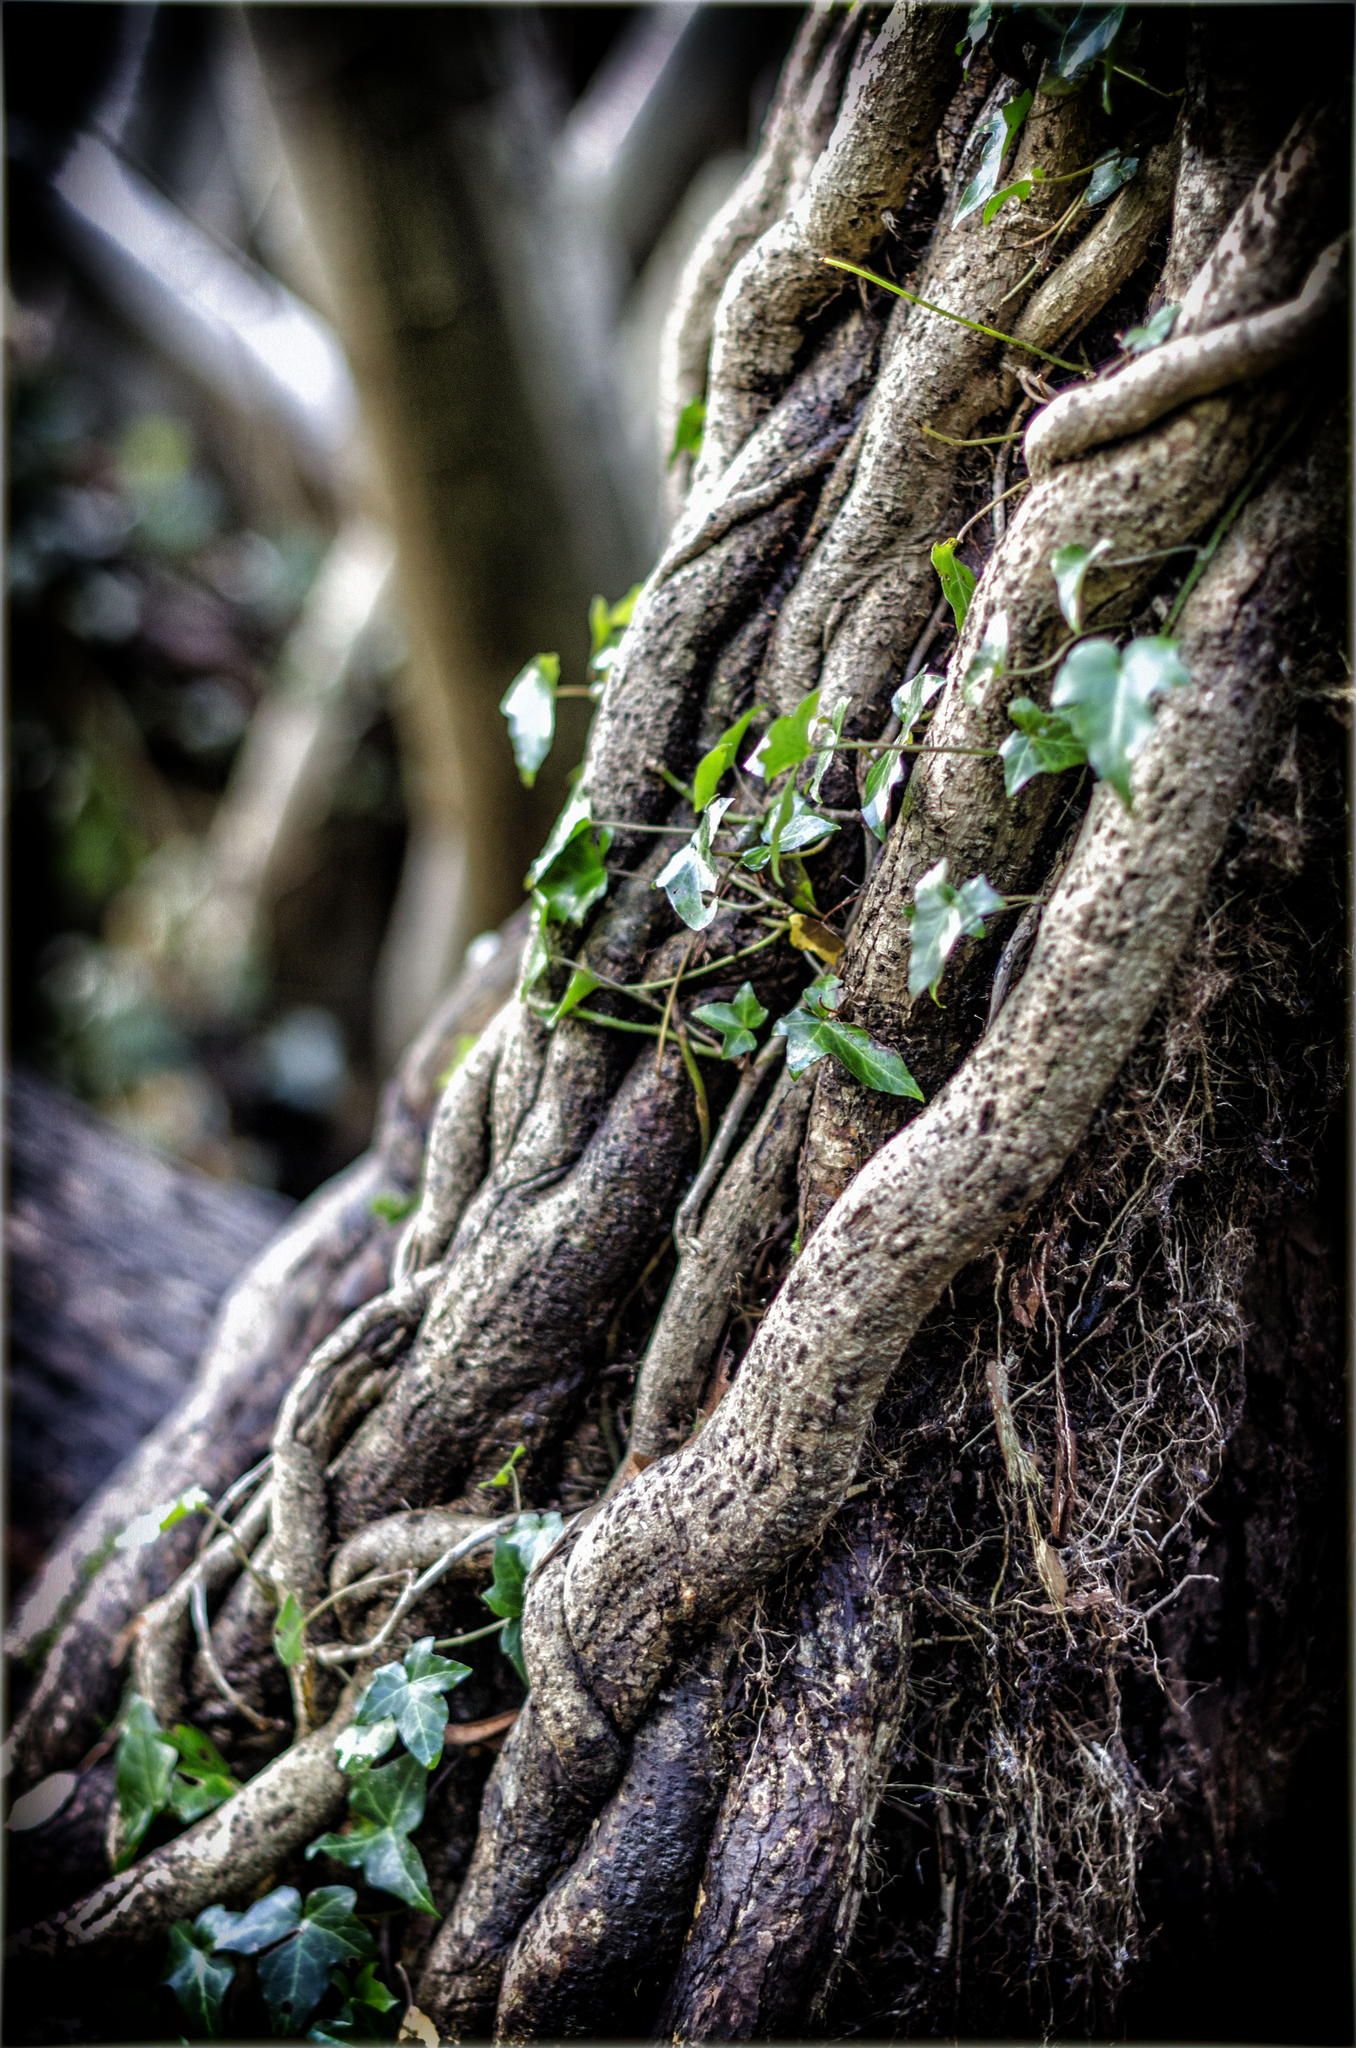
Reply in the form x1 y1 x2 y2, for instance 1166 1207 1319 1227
10 9 1346 2041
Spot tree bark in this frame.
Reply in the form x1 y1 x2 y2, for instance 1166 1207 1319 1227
7 9 1349 2044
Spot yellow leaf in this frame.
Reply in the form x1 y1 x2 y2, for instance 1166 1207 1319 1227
399 2006 440 2046
788 913 844 966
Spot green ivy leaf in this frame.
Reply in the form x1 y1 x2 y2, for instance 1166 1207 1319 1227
483 1511 565 1684
274 1591 306 1669
1043 4 1126 106
334 1720 398 1774
355 1639 471 1769
1051 634 1189 807
668 397 706 465
957 0 993 67
202 1885 301 1956
1001 695 1087 795
861 747 904 843
808 700 848 801
499 654 559 789
534 826 611 928
760 785 838 881
1084 150 1138 208
982 173 1036 225
955 90 1033 225
353 1962 399 2014
774 981 922 1098
115 1486 210 1552
906 860 1007 998
307 1755 437 1915
256 1888 375 2031
115 1694 178 1868
930 539 977 634
369 1190 416 1224
545 967 600 1028
1120 302 1179 355
691 982 768 1059
164 1919 235 2036
488 1445 526 1488
165 1724 239 1823
1049 539 1111 633
693 707 763 812
655 798 731 931
961 612 1009 703
892 669 946 744
745 689 821 780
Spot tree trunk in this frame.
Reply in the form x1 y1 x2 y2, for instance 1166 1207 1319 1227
8 9 1349 2043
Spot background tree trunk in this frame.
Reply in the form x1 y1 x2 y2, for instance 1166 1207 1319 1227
7 8 1350 2044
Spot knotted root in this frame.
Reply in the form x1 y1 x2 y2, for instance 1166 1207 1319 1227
1025 235 1344 474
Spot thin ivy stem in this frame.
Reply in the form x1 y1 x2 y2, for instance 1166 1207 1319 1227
954 477 1030 546
824 258 1089 377
432 1618 507 1651
920 424 1024 449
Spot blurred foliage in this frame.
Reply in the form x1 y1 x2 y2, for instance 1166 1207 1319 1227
9 331 405 1196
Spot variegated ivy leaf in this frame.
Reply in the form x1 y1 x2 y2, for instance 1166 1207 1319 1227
955 90 1033 226
655 798 732 931
961 613 1009 704
499 653 559 788
354 1638 471 1770
743 689 821 780
906 859 1007 998
1050 539 1111 633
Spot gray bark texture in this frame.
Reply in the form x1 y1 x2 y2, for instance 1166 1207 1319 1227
7 9 1349 2045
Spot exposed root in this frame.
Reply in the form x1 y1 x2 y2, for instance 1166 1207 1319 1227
1026 236 1344 474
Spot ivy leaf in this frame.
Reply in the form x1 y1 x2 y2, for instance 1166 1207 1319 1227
906 860 1007 998
115 1694 178 1868
693 707 763 812
488 1445 526 1488
534 826 611 928
1120 302 1179 355
545 967 600 1029
1050 539 1111 633
691 982 768 1059
203 1885 301 1956
1043 4 1126 104
808 700 848 801
164 1920 235 2037
353 1962 399 2014
369 1190 416 1224
955 90 1033 225
307 1755 437 1915
744 689 821 780
483 1511 565 1685
774 978 920 1097
669 397 706 465
892 669 946 744
115 1485 210 1552
588 586 640 672
930 539 977 633
1084 150 1138 208
982 174 1036 225
335 1720 398 1775
499 654 559 789
165 1724 239 1823
482 1513 566 1625
762 786 838 876
861 747 905 842
961 612 1009 703
1051 634 1188 807
274 1592 306 1669
655 798 731 932
957 0 993 67
1001 696 1087 795
355 1639 471 1769
775 1007 923 1098
256 1888 376 2032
